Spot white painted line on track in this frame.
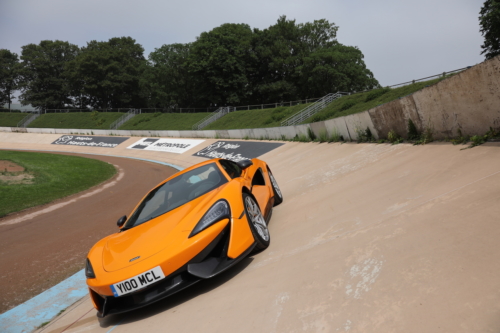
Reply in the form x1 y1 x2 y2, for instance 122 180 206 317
0 165 125 226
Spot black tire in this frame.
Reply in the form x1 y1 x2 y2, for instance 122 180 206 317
268 171 283 206
243 193 270 252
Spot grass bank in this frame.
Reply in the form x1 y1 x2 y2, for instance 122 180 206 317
0 113 29 127
28 112 124 129
302 77 446 124
0 151 116 217
118 112 210 131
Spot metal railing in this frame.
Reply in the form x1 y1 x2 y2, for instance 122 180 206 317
110 109 141 129
192 106 233 130
280 92 347 126
385 67 471 89
232 97 323 111
17 111 40 128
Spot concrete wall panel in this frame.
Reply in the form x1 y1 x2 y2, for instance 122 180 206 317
323 117 351 141
411 57 500 139
344 111 378 141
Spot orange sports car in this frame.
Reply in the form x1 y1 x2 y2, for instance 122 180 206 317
85 158 282 317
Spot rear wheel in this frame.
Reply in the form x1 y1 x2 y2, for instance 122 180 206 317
269 171 283 206
243 193 270 252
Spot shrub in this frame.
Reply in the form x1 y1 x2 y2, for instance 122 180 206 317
328 128 342 142
387 130 403 144
319 129 329 143
407 119 419 140
307 127 317 141
357 127 373 143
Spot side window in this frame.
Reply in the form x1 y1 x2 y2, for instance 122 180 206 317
219 159 242 179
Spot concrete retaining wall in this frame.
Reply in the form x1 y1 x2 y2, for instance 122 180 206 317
2 56 499 141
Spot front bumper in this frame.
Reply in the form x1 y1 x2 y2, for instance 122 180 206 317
91 225 255 317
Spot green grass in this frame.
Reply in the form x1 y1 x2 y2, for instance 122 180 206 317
119 112 210 130
27 112 125 129
203 103 313 130
0 151 116 217
0 113 29 127
302 77 447 123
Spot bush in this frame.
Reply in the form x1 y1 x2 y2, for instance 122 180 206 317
387 129 403 144
319 129 328 143
307 127 317 141
357 127 373 143
407 118 419 140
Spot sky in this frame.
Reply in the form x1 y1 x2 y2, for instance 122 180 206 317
0 0 486 102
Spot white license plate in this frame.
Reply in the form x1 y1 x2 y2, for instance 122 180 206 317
110 266 165 297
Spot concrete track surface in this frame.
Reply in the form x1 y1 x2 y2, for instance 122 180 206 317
1 133 500 332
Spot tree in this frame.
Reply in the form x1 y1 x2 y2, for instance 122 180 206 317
188 23 256 106
252 16 377 102
252 16 304 102
142 43 196 108
18 40 80 110
480 0 500 59
66 37 146 109
298 44 379 97
0 49 21 110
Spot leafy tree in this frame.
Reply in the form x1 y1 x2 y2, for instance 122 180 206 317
252 16 377 102
142 43 196 108
479 0 500 59
66 37 146 109
300 19 339 52
298 44 379 97
0 49 21 110
252 16 304 102
188 23 256 106
18 40 80 109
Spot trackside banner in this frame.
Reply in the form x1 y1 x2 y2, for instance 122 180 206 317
51 135 129 148
127 138 205 154
193 141 284 162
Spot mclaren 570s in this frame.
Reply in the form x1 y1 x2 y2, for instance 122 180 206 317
85 158 282 317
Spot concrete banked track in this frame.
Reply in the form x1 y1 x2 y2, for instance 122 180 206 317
1 133 500 332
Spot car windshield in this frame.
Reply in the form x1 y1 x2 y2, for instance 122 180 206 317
123 163 227 230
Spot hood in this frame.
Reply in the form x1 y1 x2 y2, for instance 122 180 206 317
102 186 223 272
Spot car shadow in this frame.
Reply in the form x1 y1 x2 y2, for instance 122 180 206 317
97 256 254 328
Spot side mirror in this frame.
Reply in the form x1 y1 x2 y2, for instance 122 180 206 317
236 159 253 170
117 215 127 228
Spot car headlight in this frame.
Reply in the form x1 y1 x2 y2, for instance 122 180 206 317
189 200 230 238
85 258 96 278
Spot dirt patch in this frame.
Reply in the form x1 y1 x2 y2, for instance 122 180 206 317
0 173 34 185
0 160 25 172
0 160 34 185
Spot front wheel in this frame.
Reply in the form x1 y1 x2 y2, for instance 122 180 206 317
269 171 283 206
243 193 270 252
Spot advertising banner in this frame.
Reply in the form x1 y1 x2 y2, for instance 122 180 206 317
127 138 205 154
51 135 129 148
192 141 284 162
